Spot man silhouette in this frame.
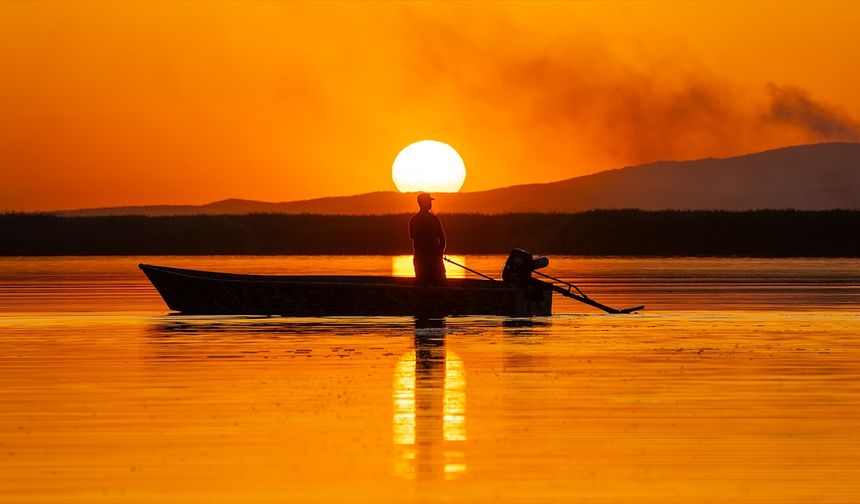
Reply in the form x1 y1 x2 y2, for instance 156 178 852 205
409 192 446 284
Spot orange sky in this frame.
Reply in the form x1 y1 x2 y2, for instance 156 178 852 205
2 1 859 211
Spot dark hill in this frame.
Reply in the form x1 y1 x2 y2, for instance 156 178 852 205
60 143 860 216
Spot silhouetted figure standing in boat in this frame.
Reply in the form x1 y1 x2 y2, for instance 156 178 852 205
410 192 446 284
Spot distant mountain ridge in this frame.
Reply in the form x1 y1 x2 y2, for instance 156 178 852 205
59 143 860 216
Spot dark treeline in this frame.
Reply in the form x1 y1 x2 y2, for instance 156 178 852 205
2 210 859 257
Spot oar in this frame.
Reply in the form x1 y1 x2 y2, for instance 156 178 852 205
443 256 497 282
443 256 644 315
533 270 644 314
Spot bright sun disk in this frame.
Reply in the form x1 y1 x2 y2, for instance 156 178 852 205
392 140 466 193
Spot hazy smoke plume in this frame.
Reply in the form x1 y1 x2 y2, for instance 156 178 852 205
400 12 860 173
766 84 860 141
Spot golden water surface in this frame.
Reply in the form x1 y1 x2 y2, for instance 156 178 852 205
1 256 859 503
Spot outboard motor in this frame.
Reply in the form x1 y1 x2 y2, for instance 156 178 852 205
502 248 549 286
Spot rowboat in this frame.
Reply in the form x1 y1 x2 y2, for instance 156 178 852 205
139 264 553 317
140 249 643 317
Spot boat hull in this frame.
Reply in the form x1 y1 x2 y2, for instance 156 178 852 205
139 264 552 317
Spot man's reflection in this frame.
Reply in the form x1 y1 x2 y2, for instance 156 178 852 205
393 319 466 480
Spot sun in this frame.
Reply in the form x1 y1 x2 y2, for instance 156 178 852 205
392 140 466 193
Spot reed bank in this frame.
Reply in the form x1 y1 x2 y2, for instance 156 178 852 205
2 210 859 257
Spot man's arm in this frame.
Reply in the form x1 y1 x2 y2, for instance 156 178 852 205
434 215 446 252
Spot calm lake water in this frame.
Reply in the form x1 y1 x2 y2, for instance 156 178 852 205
1 256 859 503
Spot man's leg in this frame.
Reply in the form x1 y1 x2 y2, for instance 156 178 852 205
435 257 447 281
413 256 427 283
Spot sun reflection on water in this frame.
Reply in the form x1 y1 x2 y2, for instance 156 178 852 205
391 255 466 278
393 328 466 480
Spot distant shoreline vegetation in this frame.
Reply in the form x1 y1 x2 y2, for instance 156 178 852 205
2 210 859 257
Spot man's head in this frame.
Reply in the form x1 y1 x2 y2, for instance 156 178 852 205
417 192 433 211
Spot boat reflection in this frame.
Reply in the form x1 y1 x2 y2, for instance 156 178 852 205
393 319 467 480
